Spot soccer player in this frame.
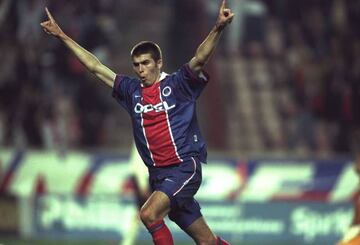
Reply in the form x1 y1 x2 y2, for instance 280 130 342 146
41 1 234 244
337 134 360 245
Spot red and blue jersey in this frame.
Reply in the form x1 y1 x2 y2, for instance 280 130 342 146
112 64 209 167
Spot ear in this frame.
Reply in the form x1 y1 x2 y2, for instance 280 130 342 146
157 59 163 69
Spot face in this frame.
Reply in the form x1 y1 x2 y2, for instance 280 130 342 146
132 53 162 87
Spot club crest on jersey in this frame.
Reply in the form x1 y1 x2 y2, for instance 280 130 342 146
162 86 172 97
134 101 175 113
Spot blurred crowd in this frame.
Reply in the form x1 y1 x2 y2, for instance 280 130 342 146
0 0 154 152
0 0 359 157
239 0 360 156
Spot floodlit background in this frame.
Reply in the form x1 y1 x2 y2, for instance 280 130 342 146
0 0 359 244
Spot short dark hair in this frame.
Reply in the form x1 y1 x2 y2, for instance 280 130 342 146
130 41 162 61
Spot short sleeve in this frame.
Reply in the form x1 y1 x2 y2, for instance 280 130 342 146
173 64 210 101
112 74 135 112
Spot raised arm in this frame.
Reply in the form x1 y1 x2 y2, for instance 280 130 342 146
188 0 234 74
40 8 116 88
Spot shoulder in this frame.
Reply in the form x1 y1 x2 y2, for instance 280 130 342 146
114 74 139 88
172 64 210 84
113 74 141 97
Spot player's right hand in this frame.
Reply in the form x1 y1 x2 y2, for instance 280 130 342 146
40 7 64 38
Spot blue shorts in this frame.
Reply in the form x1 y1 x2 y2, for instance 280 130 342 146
148 157 202 230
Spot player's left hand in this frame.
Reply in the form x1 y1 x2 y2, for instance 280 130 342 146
216 0 234 28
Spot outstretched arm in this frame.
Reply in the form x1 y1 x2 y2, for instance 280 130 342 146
40 8 116 88
188 0 234 74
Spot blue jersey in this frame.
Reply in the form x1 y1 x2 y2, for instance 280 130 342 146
112 64 209 167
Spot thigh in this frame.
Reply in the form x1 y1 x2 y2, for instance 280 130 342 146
184 216 216 244
148 157 203 228
168 197 202 230
149 157 202 204
141 190 171 224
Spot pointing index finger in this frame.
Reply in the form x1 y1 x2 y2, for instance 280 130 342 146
220 0 226 11
45 7 54 22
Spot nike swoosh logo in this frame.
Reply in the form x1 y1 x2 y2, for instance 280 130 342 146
164 178 175 183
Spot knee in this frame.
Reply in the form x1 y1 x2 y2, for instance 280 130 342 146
139 207 157 226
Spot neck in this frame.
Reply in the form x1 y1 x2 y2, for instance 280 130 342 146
141 72 163 87
152 72 162 84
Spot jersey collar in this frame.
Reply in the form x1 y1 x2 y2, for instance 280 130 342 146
159 72 168 81
140 72 169 88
